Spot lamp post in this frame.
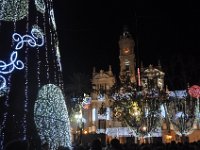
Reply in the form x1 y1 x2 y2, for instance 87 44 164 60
74 105 83 145
97 102 107 146
72 93 91 145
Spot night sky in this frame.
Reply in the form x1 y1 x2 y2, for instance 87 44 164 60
53 1 200 89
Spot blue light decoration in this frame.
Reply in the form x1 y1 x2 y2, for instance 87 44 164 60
12 28 44 50
34 84 72 150
0 52 24 90
0 76 6 91
0 27 44 91
0 52 24 74
1 0 66 149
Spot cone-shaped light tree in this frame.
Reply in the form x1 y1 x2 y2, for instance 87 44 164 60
0 1 71 149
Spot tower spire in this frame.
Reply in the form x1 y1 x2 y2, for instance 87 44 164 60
119 26 136 83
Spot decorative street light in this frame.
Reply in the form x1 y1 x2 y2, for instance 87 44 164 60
70 93 91 145
96 102 107 146
74 106 85 145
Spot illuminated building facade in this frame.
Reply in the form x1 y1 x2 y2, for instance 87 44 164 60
81 27 200 144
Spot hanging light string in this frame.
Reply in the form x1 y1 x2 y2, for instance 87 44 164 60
22 0 30 140
32 1 72 149
0 40 11 150
0 5 18 148
46 0 58 85
36 13 41 88
48 3 64 89
42 4 50 84
48 0 64 90
0 18 4 150
0 8 16 149
0 0 28 21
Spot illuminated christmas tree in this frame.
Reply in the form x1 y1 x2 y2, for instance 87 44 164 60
110 69 165 140
0 1 71 149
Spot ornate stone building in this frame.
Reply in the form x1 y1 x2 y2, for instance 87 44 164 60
79 27 165 144
80 27 199 145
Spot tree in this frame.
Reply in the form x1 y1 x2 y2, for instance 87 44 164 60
110 72 163 139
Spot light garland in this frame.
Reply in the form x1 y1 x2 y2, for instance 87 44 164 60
34 0 46 14
22 10 29 140
34 84 71 150
48 1 63 88
0 0 28 21
42 12 50 82
0 52 24 90
55 42 62 72
50 9 56 30
1 0 69 148
0 20 17 149
12 28 44 50
47 0 64 89
0 27 44 91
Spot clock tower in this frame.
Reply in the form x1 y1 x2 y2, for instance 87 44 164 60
119 26 136 82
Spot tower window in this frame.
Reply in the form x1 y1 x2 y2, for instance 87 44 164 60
125 59 130 65
125 65 130 71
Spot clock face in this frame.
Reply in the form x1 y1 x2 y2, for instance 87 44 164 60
123 47 130 54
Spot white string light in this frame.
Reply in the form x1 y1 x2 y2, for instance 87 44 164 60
0 0 28 21
46 0 58 85
34 84 72 150
34 0 46 14
0 0 71 149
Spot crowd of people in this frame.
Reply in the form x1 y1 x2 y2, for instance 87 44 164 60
73 139 200 150
4 138 200 150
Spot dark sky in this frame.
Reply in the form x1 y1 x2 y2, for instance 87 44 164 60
53 1 200 88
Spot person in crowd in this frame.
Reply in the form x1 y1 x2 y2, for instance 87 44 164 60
110 138 122 150
4 139 29 150
90 139 102 150
41 142 49 150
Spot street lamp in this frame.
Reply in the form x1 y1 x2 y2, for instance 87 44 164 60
96 102 107 146
71 93 91 145
74 107 84 145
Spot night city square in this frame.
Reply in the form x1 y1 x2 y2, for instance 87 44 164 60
0 1 200 150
